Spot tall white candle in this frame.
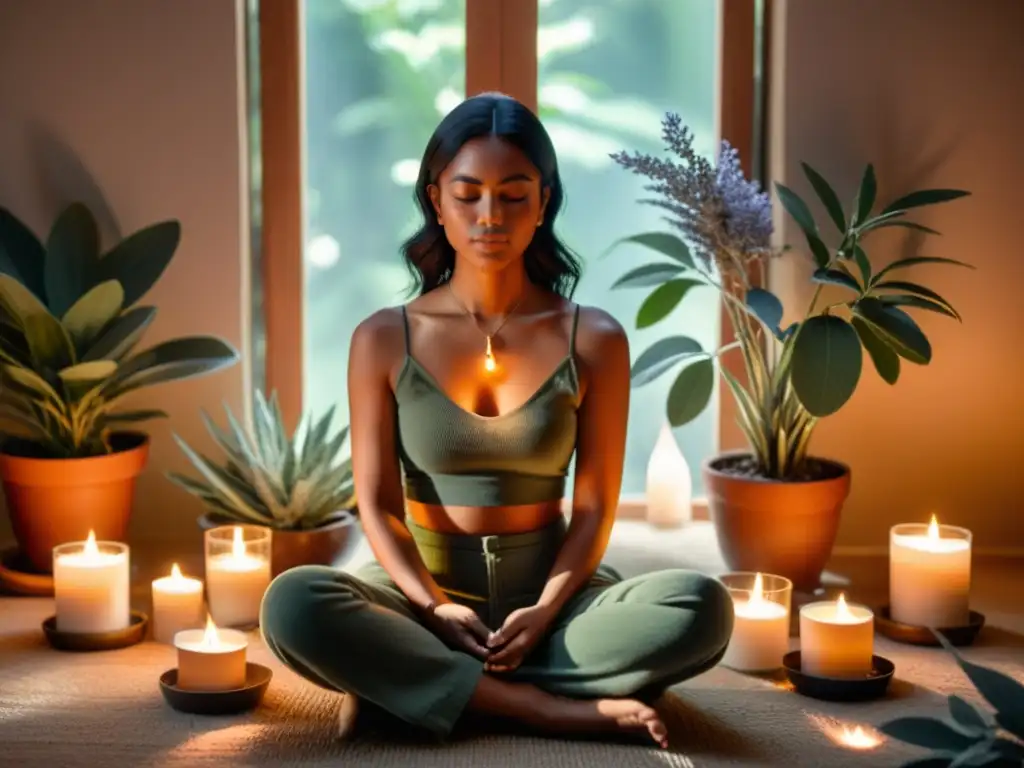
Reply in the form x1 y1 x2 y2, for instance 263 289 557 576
721 572 791 672
174 615 248 692
645 423 692 527
890 515 972 628
800 594 874 678
206 526 271 628
152 563 205 644
53 531 130 634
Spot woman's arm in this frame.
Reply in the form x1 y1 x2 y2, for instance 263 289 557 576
347 310 449 613
536 307 631 615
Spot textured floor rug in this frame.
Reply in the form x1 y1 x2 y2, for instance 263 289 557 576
2 523 1022 768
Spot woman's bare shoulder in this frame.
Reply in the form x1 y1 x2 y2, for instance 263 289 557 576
349 306 408 374
572 303 629 360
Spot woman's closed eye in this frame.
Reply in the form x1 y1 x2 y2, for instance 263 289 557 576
453 194 528 204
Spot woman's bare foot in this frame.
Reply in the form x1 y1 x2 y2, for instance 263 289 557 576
468 675 669 748
538 695 669 749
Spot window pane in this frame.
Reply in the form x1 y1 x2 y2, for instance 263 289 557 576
302 0 466 425
537 0 721 498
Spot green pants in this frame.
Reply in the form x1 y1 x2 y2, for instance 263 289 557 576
260 517 734 737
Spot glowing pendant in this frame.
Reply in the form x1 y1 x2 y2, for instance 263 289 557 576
484 336 496 372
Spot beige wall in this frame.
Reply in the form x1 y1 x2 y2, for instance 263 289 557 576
769 0 1024 551
0 0 250 552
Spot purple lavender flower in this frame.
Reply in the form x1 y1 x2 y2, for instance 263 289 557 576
611 113 773 274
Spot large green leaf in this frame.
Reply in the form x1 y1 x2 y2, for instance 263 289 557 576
873 280 961 321
666 357 715 427
0 207 46 299
44 203 100 317
2 363 63 403
936 632 1024 740
877 294 960 321
851 316 900 385
853 164 877 226
881 188 971 216
629 336 704 387
801 162 846 233
878 716 980 752
636 279 701 328
873 256 975 284
59 360 118 402
93 220 181 308
774 183 817 235
603 231 695 269
812 268 862 293
0 274 74 371
61 280 125 354
611 262 687 289
854 298 932 364
104 335 239 397
745 287 784 336
81 306 157 361
790 315 863 416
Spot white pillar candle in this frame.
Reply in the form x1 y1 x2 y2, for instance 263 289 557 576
721 572 791 672
205 526 271 628
645 423 692 528
174 615 248 692
152 563 205 644
800 594 874 678
890 515 972 628
53 531 130 634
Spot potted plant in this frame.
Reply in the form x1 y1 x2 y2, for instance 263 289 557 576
606 113 972 590
0 202 240 574
167 390 359 577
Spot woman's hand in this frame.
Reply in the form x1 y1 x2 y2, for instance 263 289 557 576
484 603 557 673
426 602 493 659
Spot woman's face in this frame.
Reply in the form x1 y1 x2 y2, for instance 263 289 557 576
428 135 550 272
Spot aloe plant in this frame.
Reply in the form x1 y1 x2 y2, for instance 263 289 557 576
879 632 1024 767
606 114 973 480
0 203 239 459
167 391 356 531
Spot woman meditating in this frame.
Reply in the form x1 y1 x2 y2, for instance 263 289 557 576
260 92 734 749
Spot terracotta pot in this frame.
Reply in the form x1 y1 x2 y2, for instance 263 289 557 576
0 432 150 574
703 451 851 592
197 510 360 577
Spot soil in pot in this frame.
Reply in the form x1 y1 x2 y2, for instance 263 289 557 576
198 511 361 577
703 451 851 592
0 432 150 574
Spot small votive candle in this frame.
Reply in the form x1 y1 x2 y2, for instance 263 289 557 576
152 563 205 644
205 524 271 628
174 615 248 692
890 515 972 628
720 572 792 673
800 594 874 678
53 531 130 634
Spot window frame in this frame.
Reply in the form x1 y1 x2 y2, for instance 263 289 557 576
254 0 769 520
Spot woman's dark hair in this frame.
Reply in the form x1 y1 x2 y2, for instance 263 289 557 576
401 92 583 298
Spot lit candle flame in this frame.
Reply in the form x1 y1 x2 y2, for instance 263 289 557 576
927 514 941 540
835 592 853 621
750 572 765 605
231 526 246 559
170 563 184 580
83 530 99 557
200 615 221 648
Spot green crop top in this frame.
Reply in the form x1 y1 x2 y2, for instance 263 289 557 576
394 304 582 507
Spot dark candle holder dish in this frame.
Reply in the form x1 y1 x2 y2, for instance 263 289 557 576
159 663 273 715
875 605 985 647
782 651 894 702
42 611 149 651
